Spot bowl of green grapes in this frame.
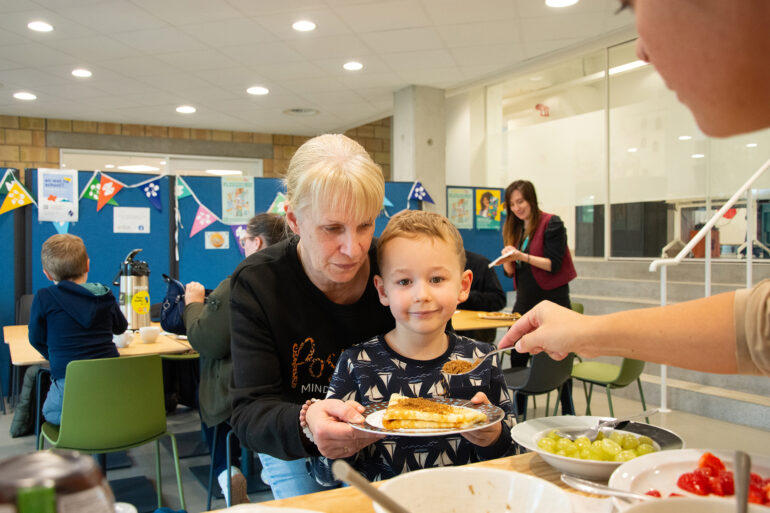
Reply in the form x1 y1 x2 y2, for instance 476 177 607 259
511 416 684 480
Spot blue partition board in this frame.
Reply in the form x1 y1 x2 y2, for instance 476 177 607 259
0 168 17 395
29 170 171 304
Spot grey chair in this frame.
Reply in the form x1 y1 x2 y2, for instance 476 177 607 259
503 352 576 422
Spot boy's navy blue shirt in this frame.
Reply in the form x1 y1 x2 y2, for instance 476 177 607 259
28 280 126 380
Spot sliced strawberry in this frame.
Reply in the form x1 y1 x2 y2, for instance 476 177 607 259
698 452 726 472
748 484 763 504
645 490 662 498
668 493 684 498
678 472 710 496
708 470 734 496
750 473 763 487
695 466 716 478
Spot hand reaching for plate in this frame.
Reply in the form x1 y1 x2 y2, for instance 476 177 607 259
460 392 502 447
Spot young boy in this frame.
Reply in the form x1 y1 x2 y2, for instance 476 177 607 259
311 210 515 484
28 234 127 425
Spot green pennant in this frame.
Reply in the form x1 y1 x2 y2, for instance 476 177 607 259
175 177 192 199
83 175 117 205
0 170 17 196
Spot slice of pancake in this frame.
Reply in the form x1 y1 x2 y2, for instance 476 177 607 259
382 393 487 429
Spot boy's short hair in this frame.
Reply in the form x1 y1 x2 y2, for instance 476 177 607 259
41 234 88 282
377 210 466 271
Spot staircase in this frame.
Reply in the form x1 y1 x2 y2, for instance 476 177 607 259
509 258 770 430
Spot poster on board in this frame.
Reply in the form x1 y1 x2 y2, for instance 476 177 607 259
221 176 254 225
447 187 473 229
475 188 502 230
204 231 230 249
37 168 78 223
113 207 150 234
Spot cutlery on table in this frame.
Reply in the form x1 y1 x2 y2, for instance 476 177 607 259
332 460 413 513
735 450 751 513
555 409 660 441
561 474 656 502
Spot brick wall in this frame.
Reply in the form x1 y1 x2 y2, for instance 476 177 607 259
0 114 392 180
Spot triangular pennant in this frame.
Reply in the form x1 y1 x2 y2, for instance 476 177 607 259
268 191 287 215
83 175 118 205
53 221 70 234
408 181 435 204
232 224 247 256
0 181 35 215
96 175 123 211
383 196 394 207
176 177 192 199
190 204 216 237
0 170 15 196
141 178 162 211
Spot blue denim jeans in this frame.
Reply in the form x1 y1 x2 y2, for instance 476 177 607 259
42 377 64 426
257 453 337 499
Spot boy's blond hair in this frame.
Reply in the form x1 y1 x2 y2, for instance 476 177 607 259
377 210 466 270
41 234 88 282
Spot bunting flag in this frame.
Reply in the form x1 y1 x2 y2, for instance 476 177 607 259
232 224 248 256
0 170 15 195
190 204 217 237
383 196 394 207
141 178 162 211
175 177 192 199
0 181 35 215
268 191 287 215
53 221 70 234
408 181 435 204
81 174 118 205
96 174 123 211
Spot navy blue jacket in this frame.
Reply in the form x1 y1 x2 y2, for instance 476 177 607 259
28 280 126 380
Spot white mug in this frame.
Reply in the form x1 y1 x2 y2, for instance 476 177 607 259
139 326 160 344
113 332 131 348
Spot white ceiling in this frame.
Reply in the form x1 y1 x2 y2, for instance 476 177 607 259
0 0 634 136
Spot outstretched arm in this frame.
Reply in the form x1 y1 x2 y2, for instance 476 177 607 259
499 292 739 375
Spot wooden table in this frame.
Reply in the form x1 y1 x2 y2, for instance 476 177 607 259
209 452 599 513
451 309 517 331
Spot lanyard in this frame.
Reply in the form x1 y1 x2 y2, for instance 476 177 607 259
520 235 530 253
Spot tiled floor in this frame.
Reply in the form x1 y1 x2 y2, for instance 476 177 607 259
0 390 767 513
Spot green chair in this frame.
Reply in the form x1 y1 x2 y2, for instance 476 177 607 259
570 357 647 419
38 355 186 510
570 302 584 314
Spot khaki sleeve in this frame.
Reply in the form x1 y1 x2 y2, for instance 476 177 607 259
733 279 770 376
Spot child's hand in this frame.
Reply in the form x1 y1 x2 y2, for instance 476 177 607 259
460 392 502 447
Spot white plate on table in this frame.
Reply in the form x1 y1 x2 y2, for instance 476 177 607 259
609 448 770 510
350 397 505 437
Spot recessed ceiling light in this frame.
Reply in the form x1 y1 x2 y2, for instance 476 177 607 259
746 143 758 148
206 169 242 176
678 135 692 141
691 154 705 159
247 86 269 95
283 108 319 117
176 105 196 114
627 148 638 153
292 20 316 32
608 60 648 75
545 0 578 7
343 61 363 71
13 92 37 101
104 164 115 169
160 160 167 165
72 68 92 78
28 21 53 32
118 165 159 172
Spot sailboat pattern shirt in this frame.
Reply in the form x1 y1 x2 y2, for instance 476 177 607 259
310 332 515 484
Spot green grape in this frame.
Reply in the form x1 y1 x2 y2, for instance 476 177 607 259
556 438 573 452
638 435 654 446
579 448 593 460
538 437 556 452
601 438 622 457
588 447 606 461
609 431 625 444
616 450 637 462
636 443 655 456
556 449 568 457
546 430 560 440
574 436 591 449
595 431 605 441
621 434 640 450
591 440 604 450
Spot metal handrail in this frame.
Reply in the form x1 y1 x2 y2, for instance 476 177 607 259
646 156 770 411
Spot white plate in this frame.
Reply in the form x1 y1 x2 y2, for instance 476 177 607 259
609 448 770 510
476 312 519 321
350 397 505 437
511 416 684 481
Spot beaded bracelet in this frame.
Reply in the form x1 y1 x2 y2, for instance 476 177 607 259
299 398 320 443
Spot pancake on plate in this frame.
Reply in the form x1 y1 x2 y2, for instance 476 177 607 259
382 393 487 429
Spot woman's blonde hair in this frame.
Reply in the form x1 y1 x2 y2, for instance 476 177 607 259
284 134 384 221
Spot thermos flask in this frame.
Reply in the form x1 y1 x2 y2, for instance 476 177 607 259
112 248 150 330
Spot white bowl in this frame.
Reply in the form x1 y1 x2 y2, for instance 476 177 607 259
112 332 131 348
624 497 765 513
139 326 160 343
373 467 572 513
511 416 684 481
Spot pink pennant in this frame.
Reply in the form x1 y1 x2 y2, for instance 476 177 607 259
189 204 216 237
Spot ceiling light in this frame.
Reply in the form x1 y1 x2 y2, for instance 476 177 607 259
343 61 363 71
608 60 648 75
13 92 37 101
104 164 115 169
28 21 53 32
691 154 705 159
545 0 579 7
118 165 159 172
292 20 316 32
160 160 167 165
283 108 319 117
678 135 692 141
746 143 758 148
71 68 92 78
176 105 196 114
247 86 269 95
206 169 242 176
627 148 638 153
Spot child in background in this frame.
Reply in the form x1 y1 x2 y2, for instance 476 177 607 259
28 234 127 425
310 209 514 484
